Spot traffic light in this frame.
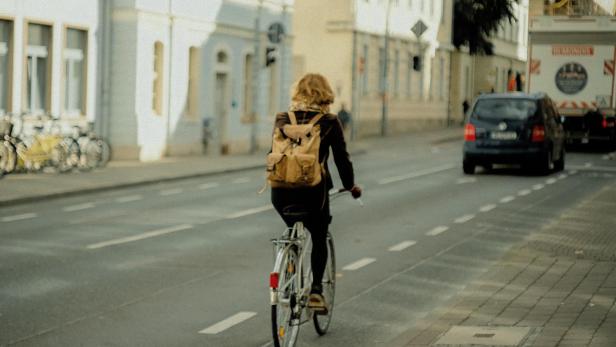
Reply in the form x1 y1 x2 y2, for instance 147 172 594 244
412 55 422 71
265 46 276 67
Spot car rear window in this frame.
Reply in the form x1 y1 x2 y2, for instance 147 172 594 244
472 99 538 120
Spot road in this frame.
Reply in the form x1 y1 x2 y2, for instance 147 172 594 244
1 137 615 347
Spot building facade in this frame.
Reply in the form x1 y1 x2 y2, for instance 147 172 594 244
293 0 453 138
1 0 294 161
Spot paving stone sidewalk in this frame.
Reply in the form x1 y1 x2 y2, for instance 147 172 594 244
396 182 616 347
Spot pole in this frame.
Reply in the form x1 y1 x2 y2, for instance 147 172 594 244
250 1 263 154
279 2 288 111
351 29 358 141
381 0 392 137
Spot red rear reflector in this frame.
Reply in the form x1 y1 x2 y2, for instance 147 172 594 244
270 272 279 289
532 125 545 142
464 124 476 141
602 117 608 129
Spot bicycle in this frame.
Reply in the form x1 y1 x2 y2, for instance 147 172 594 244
269 189 361 347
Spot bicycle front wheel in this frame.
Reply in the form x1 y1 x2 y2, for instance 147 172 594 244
272 246 301 347
313 232 336 335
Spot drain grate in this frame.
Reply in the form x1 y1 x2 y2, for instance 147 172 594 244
435 326 531 346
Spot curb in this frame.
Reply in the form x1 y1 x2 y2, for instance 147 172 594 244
0 148 369 207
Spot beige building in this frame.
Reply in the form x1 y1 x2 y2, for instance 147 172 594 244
449 0 529 125
530 0 615 16
293 0 453 138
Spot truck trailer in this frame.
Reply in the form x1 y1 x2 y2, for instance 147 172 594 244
528 16 616 146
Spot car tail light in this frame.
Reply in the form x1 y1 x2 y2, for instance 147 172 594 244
464 124 476 142
532 125 545 142
270 272 279 289
602 117 608 129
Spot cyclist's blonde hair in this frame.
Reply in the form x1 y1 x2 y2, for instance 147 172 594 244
291 73 334 113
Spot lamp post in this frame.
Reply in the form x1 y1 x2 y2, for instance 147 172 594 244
250 0 264 154
381 0 392 137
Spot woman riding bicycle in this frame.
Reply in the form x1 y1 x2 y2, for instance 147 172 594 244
271 73 361 312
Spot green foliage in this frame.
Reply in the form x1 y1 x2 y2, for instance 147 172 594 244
453 0 519 55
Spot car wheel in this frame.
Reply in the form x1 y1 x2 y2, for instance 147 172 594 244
463 160 475 175
554 149 565 172
537 150 554 175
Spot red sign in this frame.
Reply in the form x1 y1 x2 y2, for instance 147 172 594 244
552 46 594 56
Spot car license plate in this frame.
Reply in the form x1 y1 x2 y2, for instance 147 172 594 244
490 131 517 140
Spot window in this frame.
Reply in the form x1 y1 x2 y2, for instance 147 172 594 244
152 41 163 115
394 49 399 97
362 44 369 95
406 52 412 98
0 20 12 114
243 53 253 120
25 23 51 115
378 47 385 93
64 28 87 116
186 47 200 119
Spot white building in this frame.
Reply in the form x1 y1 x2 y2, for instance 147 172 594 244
1 0 294 161
293 0 453 137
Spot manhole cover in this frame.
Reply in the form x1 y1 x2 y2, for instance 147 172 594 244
435 326 531 346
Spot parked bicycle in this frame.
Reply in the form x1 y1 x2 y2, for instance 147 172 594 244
269 189 362 347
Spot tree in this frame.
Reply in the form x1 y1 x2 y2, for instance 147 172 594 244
453 0 519 55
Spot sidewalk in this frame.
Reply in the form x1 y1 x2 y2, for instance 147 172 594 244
395 182 616 347
0 127 462 207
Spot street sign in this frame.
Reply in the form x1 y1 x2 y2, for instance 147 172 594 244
267 22 285 44
411 20 428 38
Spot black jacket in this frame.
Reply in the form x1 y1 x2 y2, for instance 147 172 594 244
273 111 355 190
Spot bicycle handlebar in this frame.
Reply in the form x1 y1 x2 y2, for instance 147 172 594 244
329 188 364 206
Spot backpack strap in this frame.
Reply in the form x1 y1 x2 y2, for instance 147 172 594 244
308 113 325 125
288 111 298 125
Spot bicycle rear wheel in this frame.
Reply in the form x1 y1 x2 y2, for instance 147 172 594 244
313 232 336 335
272 246 301 347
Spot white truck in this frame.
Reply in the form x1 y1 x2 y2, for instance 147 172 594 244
528 16 616 145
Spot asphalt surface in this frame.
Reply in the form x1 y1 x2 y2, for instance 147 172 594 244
1 137 615 347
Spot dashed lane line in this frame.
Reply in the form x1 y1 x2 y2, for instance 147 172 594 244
454 214 475 224
198 312 257 335
199 182 220 190
532 184 545 191
160 188 183 196
115 195 143 203
225 205 274 219
388 241 417 252
378 164 456 185
546 178 557 185
518 189 532 196
231 177 251 184
63 203 95 212
479 204 496 213
426 226 449 236
557 173 568 180
1 213 38 222
456 177 477 184
86 224 193 249
343 258 376 271
500 196 515 204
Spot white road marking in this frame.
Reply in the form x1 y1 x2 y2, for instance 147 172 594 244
431 147 441 153
479 204 496 213
602 155 609 160
378 164 456 185
388 240 417 252
160 188 183 196
585 162 593 168
199 312 257 335
454 214 475 224
63 203 95 212
2 213 38 222
532 184 545 190
115 195 143 203
500 196 515 204
232 177 250 184
225 205 274 219
518 189 532 196
199 182 220 190
86 224 193 249
456 177 477 184
546 178 557 185
426 226 449 236
569 170 578 175
557 174 568 180
343 258 376 271
568 165 616 173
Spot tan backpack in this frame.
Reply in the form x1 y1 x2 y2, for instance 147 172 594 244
267 111 325 188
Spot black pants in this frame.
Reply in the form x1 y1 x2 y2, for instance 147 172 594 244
271 184 330 291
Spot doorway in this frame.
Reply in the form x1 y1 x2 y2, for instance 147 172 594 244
214 72 229 155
